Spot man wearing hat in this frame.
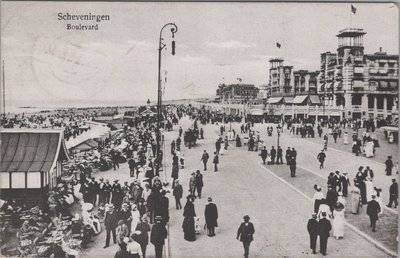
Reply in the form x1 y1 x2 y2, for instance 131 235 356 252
195 170 204 199
173 179 183 210
159 190 169 224
260 146 268 165
333 171 341 192
98 178 107 205
387 178 398 208
237 215 255 258
119 203 132 232
213 152 219 172
317 150 326 169
112 179 123 210
201 150 209 171
104 179 112 204
204 197 218 237
364 166 374 180
367 195 381 232
189 173 196 196
339 172 350 197
385 156 393 176
307 213 319 254
318 212 331 256
104 204 118 248
150 216 167 258
289 156 296 177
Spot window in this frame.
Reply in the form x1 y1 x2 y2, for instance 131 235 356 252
27 172 41 188
377 96 384 109
351 95 362 105
0 173 10 189
11 172 25 189
387 97 394 111
368 95 374 108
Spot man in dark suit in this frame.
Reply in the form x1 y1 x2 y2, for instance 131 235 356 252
195 170 204 199
111 179 123 211
270 146 276 165
276 146 283 164
159 190 169 224
104 179 112 204
289 156 296 177
285 147 292 165
387 178 398 208
260 146 268 165
204 197 218 237
150 216 167 258
317 150 326 169
318 212 331 256
201 150 209 171
307 213 319 254
98 177 106 205
367 195 381 232
340 172 351 197
237 215 255 258
213 152 219 172
104 204 118 248
385 156 393 176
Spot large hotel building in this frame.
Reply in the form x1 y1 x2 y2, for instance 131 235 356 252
209 28 398 121
263 27 399 121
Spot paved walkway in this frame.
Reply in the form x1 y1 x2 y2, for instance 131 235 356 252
165 117 395 257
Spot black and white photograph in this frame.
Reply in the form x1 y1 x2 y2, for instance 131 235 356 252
0 1 399 257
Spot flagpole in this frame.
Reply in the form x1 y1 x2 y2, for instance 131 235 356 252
2 60 5 121
350 5 352 29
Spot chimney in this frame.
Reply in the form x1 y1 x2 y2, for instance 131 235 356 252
379 47 382 52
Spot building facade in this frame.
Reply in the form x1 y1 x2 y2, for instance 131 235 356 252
265 58 322 119
217 83 260 104
319 28 399 120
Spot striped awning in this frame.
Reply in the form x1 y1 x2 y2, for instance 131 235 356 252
334 81 342 88
267 97 283 104
283 97 294 104
1 130 69 173
309 95 321 105
325 82 333 90
293 95 308 104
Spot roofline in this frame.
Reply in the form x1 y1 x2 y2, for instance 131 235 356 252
0 128 64 134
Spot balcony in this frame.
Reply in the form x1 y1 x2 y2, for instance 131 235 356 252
369 73 398 80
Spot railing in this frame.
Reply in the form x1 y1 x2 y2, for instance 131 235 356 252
338 28 364 34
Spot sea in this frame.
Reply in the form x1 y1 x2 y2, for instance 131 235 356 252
4 100 149 115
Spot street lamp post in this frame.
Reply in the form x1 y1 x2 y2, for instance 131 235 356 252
276 124 282 147
156 23 178 163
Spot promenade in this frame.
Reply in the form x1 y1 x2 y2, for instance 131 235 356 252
79 116 397 257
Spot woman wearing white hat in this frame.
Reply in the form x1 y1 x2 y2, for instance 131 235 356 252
130 204 141 234
82 202 101 234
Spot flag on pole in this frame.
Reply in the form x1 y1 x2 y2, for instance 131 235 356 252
351 4 357 14
276 42 281 48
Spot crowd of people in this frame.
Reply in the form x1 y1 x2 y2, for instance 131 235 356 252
1 104 397 257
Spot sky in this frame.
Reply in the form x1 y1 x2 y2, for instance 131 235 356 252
1 2 398 109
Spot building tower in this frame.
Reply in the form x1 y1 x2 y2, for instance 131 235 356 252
336 28 366 65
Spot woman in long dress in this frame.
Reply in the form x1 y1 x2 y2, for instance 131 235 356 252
130 204 141 233
365 178 374 203
182 216 196 241
375 188 384 216
332 203 345 239
343 132 349 145
312 185 325 213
